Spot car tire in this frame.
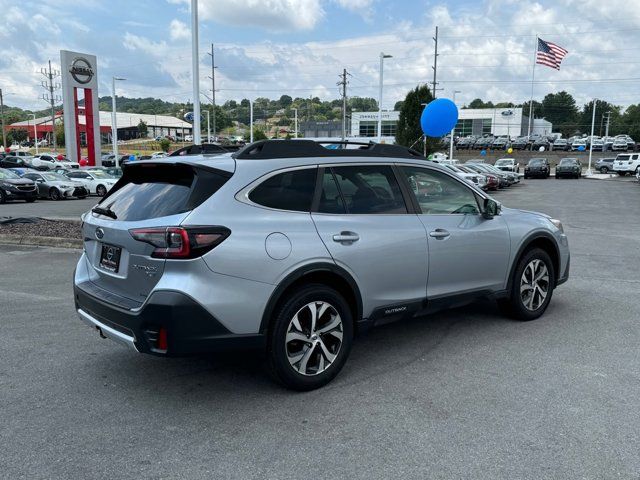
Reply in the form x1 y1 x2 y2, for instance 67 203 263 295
0 189 6 204
49 188 61 201
600 167 608 174
26 198 36 203
96 185 107 197
77 195 88 200
618 172 626 176
499 248 555 321
267 284 353 391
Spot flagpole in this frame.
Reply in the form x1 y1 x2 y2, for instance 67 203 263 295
528 36 538 138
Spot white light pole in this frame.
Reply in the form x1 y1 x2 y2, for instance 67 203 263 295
28 113 38 155
293 108 298 138
587 99 597 176
249 99 254 143
205 109 210 142
378 52 392 143
449 90 461 160
191 0 201 145
112 76 126 160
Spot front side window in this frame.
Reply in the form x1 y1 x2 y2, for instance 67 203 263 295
249 168 317 212
330 165 407 214
400 167 480 215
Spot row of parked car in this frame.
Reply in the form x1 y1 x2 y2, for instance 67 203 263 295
0 165 122 203
432 159 521 191
451 134 636 152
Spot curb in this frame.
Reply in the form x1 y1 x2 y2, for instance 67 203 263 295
0 234 82 249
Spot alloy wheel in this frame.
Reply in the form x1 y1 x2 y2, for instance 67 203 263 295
520 259 550 311
285 301 343 376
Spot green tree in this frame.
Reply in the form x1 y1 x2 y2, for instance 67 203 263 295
394 100 404 111
137 120 148 138
395 84 439 155
622 104 640 141
278 95 293 108
467 98 494 109
11 128 28 143
158 138 171 152
539 91 579 136
252 128 267 141
55 120 65 146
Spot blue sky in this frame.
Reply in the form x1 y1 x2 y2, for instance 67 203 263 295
2 0 640 111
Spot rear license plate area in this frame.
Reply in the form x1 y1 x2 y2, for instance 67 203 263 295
99 244 122 273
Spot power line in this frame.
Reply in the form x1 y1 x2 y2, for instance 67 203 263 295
40 60 61 151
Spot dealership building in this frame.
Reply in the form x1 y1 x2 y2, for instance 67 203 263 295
347 107 552 142
454 107 552 138
8 111 193 144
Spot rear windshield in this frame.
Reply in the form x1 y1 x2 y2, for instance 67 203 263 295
495 159 512 165
95 164 229 221
529 159 545 166
559 159 578 165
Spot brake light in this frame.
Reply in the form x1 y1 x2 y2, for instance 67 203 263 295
129 226 230 259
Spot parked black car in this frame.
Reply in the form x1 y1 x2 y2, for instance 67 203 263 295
524 158 551 178
531 137 552 152
0 156 42 170
555 158 582 179
594 158 616 173
511 137 529 150
0 167 38 203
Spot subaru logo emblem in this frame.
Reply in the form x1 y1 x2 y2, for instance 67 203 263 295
95 227 104 240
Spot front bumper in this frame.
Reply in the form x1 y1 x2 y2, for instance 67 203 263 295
74 281 265 356
2 186 38 200
525 169 549 177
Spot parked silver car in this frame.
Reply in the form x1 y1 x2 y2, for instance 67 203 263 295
22 172 89 200
74 140 570 390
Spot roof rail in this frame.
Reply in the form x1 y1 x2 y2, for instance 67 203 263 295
169 143 238 157
233 139 425 160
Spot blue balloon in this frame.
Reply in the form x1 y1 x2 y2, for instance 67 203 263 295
578 145 586 151
480 149 487 156
420 98 459 138
129 154 136 161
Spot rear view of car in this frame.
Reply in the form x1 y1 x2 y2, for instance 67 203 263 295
555 158 582 179
524 158 550 179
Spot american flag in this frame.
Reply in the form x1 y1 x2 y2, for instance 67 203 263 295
536 38 568 70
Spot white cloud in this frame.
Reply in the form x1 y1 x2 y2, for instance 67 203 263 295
167 0 324 32
169 19 190 41
333 0 375 20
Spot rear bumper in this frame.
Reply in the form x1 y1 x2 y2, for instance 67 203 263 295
74 281 265 356
525 170 549 177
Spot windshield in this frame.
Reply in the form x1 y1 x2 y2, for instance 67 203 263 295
529 159 545 166
0 168 20 179
495 159 512 166
42 173 69 182
560 158 578 166
90 170 116 179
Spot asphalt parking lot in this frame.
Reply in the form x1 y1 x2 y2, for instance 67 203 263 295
1 178 639 479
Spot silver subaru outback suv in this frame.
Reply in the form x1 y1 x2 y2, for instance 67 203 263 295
74 140 570 390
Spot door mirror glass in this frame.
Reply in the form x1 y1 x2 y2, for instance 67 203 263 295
483 198 500 219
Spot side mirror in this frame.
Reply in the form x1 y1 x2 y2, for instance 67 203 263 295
483 198 500 219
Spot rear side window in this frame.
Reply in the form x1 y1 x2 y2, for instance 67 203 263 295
331 165 407 214
95 164 229 221
249 168 317 212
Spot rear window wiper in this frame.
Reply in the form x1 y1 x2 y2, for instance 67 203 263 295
91 206 117 219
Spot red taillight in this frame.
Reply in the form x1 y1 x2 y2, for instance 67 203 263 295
157 327 168 351
129 226 230 259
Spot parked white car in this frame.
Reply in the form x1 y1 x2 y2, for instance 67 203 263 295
34 153 80 170
571 138 587 151
442 163 487 189
65 169 118 196
612 153 640 176
151 151 168 158
494 158 520 173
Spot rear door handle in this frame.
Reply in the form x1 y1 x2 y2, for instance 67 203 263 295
332 231 360 244
429 229 450 239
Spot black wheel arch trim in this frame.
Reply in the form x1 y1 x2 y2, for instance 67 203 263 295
259 262 363 334
507 231 561 291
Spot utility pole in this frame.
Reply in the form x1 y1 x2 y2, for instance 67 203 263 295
431 26 439 99
40 60 61 151
190 0 201 145
604 111 611 139
293 108 298 138
587 99 597 176
0 89 6 149
207 43 218 142
337 68 350 141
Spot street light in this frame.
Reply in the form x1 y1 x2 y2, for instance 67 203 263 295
587 99 597 176
190 0 201 145
292 108 298 138
28 113 38 155
449 90 461 160
112 76 126 161
378 52 392 143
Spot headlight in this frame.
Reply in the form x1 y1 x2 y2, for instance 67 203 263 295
0 182 11 188
60 184 71 189
550 218 564 234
